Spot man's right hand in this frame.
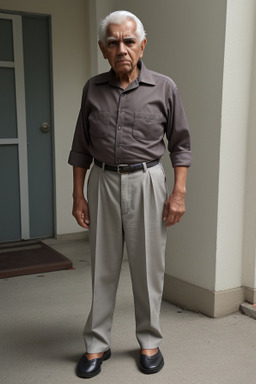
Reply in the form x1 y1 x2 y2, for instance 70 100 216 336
72 196 90 229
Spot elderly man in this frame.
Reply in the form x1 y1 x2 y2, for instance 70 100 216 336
68 10 191 378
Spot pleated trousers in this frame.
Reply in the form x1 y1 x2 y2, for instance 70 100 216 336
84 162 168 353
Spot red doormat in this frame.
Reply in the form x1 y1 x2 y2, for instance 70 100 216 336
0 241 73 278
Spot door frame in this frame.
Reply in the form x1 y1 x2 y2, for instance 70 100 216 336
0 13 30 239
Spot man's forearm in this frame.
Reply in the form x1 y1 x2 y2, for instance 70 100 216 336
163 166 188 226
72 166 87 198
172 166 188 195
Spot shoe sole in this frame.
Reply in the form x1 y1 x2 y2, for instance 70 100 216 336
140 359 164 374
76 349 111 378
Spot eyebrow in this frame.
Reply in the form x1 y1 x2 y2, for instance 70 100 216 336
106 35 137 42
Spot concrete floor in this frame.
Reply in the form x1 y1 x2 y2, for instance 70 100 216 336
1 237 255 384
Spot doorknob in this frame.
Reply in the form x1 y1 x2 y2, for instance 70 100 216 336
41 122 50 133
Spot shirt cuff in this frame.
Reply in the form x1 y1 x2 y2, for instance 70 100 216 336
170 151 192 167
68 151 92 169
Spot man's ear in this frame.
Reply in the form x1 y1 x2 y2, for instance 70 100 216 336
140 38 147 59
98 41 107 59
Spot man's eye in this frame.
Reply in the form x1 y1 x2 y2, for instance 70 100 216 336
108 41 117 46
125 40 135 45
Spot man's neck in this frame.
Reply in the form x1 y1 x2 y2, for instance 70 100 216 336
116 67 140 90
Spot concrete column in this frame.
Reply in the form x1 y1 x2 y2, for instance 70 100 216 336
242 2 256 303
163 0 256 316
216 0 256 303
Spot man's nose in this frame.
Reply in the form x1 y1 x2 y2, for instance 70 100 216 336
117 42 127 55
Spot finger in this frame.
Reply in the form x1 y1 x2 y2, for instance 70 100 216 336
162 201 170 221
165 212 183 227
82 211 90 226
73 211 89 229
77 217 89 229
165 213 175 226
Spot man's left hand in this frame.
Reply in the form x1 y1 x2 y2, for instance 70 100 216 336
163 192 186 226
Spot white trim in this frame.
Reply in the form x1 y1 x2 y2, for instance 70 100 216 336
163 274 244 318
0 61 15 68
0 13 16 20
0 139 19 145
12 14 30 240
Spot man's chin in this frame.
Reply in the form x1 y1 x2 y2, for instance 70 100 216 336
115 60 132 67
114 63 133 73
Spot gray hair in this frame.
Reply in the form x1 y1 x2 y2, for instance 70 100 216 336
98 10 146 45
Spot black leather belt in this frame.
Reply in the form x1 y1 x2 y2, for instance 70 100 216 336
94 159 159 174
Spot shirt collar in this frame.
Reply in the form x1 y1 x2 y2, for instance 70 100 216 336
94 60 156 87
138 61 156 86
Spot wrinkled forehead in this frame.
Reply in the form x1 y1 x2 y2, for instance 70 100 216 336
106 19 138 39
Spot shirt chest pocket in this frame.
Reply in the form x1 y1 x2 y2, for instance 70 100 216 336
89 111 110 138
132 113 165 141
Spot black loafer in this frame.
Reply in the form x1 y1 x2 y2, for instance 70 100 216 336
76 349 111 378
140 348 164 374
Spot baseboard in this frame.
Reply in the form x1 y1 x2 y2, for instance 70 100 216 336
244 286 256 304
163 274 244 318
55 231 89 241
213 288 244 317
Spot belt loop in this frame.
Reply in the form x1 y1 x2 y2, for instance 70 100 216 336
142 162 147 172
102 163 106 171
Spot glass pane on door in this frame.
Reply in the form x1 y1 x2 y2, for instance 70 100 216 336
0 67 17 138
0 19 14 61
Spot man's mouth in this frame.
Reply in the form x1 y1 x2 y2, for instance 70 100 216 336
116 60 130 64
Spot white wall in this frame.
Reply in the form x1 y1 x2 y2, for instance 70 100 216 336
0 0 91 235
88 0 116 75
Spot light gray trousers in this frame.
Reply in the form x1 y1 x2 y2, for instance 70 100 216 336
84 162 168 353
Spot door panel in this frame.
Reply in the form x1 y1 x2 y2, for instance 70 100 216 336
0 145 21 242
0 14 25 243
23 16 54 239
0 13 54 243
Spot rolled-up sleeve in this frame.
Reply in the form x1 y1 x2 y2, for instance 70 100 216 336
166 87 192 167
68 84 93 169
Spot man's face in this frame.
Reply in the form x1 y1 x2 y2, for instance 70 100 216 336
99 19 146 79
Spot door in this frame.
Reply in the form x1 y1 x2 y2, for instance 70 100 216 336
0 13 54 243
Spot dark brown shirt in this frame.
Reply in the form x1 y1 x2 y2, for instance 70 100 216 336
68 61 192 168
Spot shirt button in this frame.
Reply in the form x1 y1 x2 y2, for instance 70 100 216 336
118 126 121 130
